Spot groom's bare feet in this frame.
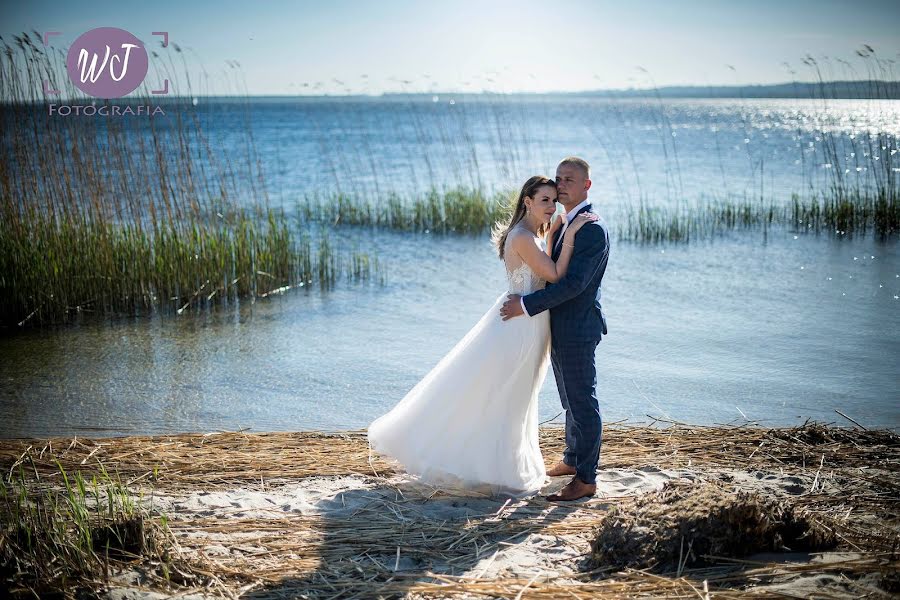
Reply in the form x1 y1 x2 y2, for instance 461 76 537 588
546 477 596 502
546 461 577 477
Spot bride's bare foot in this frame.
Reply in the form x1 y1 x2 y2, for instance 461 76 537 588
546 461 576 477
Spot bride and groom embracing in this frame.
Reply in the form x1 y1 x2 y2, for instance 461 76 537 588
368 157 610 502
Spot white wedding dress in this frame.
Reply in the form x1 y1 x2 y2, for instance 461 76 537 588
367 235 551 497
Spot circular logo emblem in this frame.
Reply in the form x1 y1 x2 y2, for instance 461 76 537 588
66 27 148 98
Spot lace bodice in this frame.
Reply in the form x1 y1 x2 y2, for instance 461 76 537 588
503 235 547 295
505 262 545 295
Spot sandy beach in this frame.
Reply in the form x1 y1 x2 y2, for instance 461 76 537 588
1 421 897 598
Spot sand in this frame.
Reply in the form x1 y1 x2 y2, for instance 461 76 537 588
1 422 897 598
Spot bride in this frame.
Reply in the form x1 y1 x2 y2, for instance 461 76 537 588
367 175 597 497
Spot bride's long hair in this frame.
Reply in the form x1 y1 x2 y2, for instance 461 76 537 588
492 175 556 260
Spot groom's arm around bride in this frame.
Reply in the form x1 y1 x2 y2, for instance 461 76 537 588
522 222 608 322
500 217 609 335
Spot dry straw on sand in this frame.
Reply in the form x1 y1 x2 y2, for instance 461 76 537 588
591 481 839 573
1 419 898 598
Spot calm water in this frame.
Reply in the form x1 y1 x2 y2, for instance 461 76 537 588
1 97 898 437
2 228 898 437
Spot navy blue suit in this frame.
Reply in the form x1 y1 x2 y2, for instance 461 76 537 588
522 203 610 484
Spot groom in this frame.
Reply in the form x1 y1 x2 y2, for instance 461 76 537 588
500 156 610 502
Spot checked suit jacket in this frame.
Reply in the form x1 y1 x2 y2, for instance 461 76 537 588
522 203 610 343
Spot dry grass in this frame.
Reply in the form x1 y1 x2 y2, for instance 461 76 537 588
1 420 898 598
591 481 839 573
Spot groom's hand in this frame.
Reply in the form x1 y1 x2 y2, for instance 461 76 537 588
500 294 524 321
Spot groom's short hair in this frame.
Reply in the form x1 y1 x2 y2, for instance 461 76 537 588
558 156 591 179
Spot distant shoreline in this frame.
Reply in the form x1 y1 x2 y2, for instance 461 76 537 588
4 80 899 105
241 79 895 101
157 79 900 100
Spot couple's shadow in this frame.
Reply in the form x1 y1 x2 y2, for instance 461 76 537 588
240 475 588 598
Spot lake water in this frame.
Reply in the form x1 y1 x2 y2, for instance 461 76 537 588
28 95 900 212
1 96 898 437
199 95 900 209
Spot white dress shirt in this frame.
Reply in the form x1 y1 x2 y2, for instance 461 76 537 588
519 199 591 317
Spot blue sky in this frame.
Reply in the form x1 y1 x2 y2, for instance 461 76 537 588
3 0 899 95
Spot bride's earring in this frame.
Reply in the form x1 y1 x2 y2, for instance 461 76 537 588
525 206 533 230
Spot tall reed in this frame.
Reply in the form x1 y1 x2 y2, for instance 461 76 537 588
620 190 897 243
299 186 511 233
0 32 381 328
291 52 897 243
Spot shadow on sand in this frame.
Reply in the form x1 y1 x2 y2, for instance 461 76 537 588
240 475 597 598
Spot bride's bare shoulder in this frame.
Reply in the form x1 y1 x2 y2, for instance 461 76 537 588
507 227 538 249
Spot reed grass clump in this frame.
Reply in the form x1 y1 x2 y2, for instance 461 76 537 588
0 32 383 327
621 190 898 243
0 460 172 596
0 204 382 326
299 186 511 233
300 184 899 243
621 197 778 243
792 190 899 237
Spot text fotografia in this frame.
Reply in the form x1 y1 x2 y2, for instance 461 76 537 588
48 104 165 117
